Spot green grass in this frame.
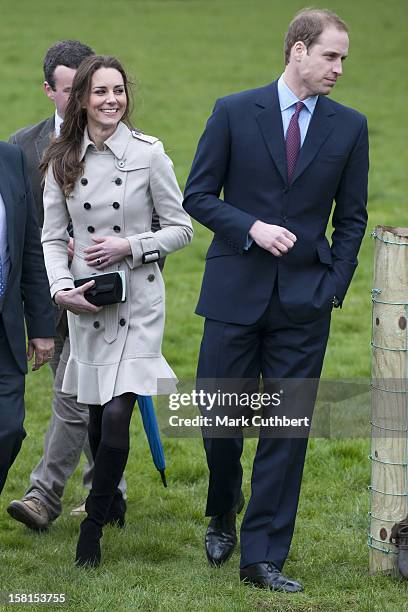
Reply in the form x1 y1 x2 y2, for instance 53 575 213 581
1 0 408 610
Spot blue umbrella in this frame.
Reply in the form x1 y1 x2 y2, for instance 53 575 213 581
137 395 167 487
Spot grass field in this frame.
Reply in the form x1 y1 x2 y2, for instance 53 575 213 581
0 0 408 610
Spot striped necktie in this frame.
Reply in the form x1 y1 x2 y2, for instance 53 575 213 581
286 101 304 184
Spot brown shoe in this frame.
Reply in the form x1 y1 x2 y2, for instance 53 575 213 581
7 497 50 531
390 514 408 578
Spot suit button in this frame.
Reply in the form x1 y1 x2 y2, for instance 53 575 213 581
119 318 126 326
148 274 155 282
283 187 289 193
113 225 121 232
115 178 122 185
112 202 120 209
84 202 91 210
93 321 100 329
282 216 288 223
81 178 88 186
87 225 95 233
118 161 125 168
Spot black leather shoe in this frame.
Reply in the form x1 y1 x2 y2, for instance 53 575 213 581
205 491 245 567
240 562 303 592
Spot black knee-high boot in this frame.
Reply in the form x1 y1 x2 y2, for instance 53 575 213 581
75 443 129 567
88 429 127 529
88 407 127 528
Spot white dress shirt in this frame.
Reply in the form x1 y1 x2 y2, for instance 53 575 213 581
54 110 63 137
277 75 318 146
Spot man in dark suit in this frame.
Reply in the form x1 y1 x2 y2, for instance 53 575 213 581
183 9 368 591
0 142 55 496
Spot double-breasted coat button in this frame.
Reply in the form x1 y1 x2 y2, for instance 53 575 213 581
81 178 88 186
84 202 91 210
113 225 121 233
119 318 126 326
115 178 122 185
112 202 120 209
147 274 155 282
93 321 100 329
87 225 95 233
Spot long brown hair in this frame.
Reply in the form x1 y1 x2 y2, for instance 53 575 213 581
41 55 133 196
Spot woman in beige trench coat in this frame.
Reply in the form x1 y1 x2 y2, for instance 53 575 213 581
41 55 193 567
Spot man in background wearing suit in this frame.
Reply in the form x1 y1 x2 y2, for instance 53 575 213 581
6 40 120 530
0 142 55 496
184 9 368 591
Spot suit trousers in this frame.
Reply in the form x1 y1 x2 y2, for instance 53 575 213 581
0 315 26 495
197 287 331 570
24 322 126 519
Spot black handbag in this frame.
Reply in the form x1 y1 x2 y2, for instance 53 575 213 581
74 271 126 306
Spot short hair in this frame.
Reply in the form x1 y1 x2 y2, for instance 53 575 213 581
284 8 348 65
43 40 95 88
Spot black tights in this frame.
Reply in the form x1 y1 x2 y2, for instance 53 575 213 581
88 392 136 458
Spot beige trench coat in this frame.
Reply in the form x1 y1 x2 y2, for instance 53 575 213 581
42 121 193 405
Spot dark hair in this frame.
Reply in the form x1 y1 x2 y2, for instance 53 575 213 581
284 8 348 65
41 55 133 197
43 40 95 89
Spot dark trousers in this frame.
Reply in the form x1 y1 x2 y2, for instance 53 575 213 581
0 315 26 495
197 288 331 569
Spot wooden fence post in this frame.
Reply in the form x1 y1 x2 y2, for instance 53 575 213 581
369 226 408 574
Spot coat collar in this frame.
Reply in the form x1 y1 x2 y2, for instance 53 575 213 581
79 121 131 161
254 81 336 185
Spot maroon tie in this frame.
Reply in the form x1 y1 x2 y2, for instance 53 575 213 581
286 101 304 184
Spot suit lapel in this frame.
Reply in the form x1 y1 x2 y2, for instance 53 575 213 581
35 115 55 162
254 82 336 185
0 156 16 265
255 82 287 184
291 96 335 184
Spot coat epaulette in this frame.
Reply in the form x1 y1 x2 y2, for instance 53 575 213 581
131 130 159 145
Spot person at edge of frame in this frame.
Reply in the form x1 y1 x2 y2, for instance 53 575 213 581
6 40 130 531
0 140 55 497
183 8 368 592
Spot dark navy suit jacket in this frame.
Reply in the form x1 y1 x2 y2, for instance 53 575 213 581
0 142 55 373
183 81 368 324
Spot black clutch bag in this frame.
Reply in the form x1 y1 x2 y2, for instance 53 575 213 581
74 271 126 306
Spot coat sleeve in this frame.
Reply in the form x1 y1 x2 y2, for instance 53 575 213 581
331 116 369 303
19 149 56 339
126 141 193 269
182 99 258 253
41 164 75 297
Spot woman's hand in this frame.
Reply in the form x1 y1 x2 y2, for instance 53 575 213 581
54 281 102 314
84 236 131 270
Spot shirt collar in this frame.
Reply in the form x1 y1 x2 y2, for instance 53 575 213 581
79 121 131 161
54 110 63 137
277 74 318 115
